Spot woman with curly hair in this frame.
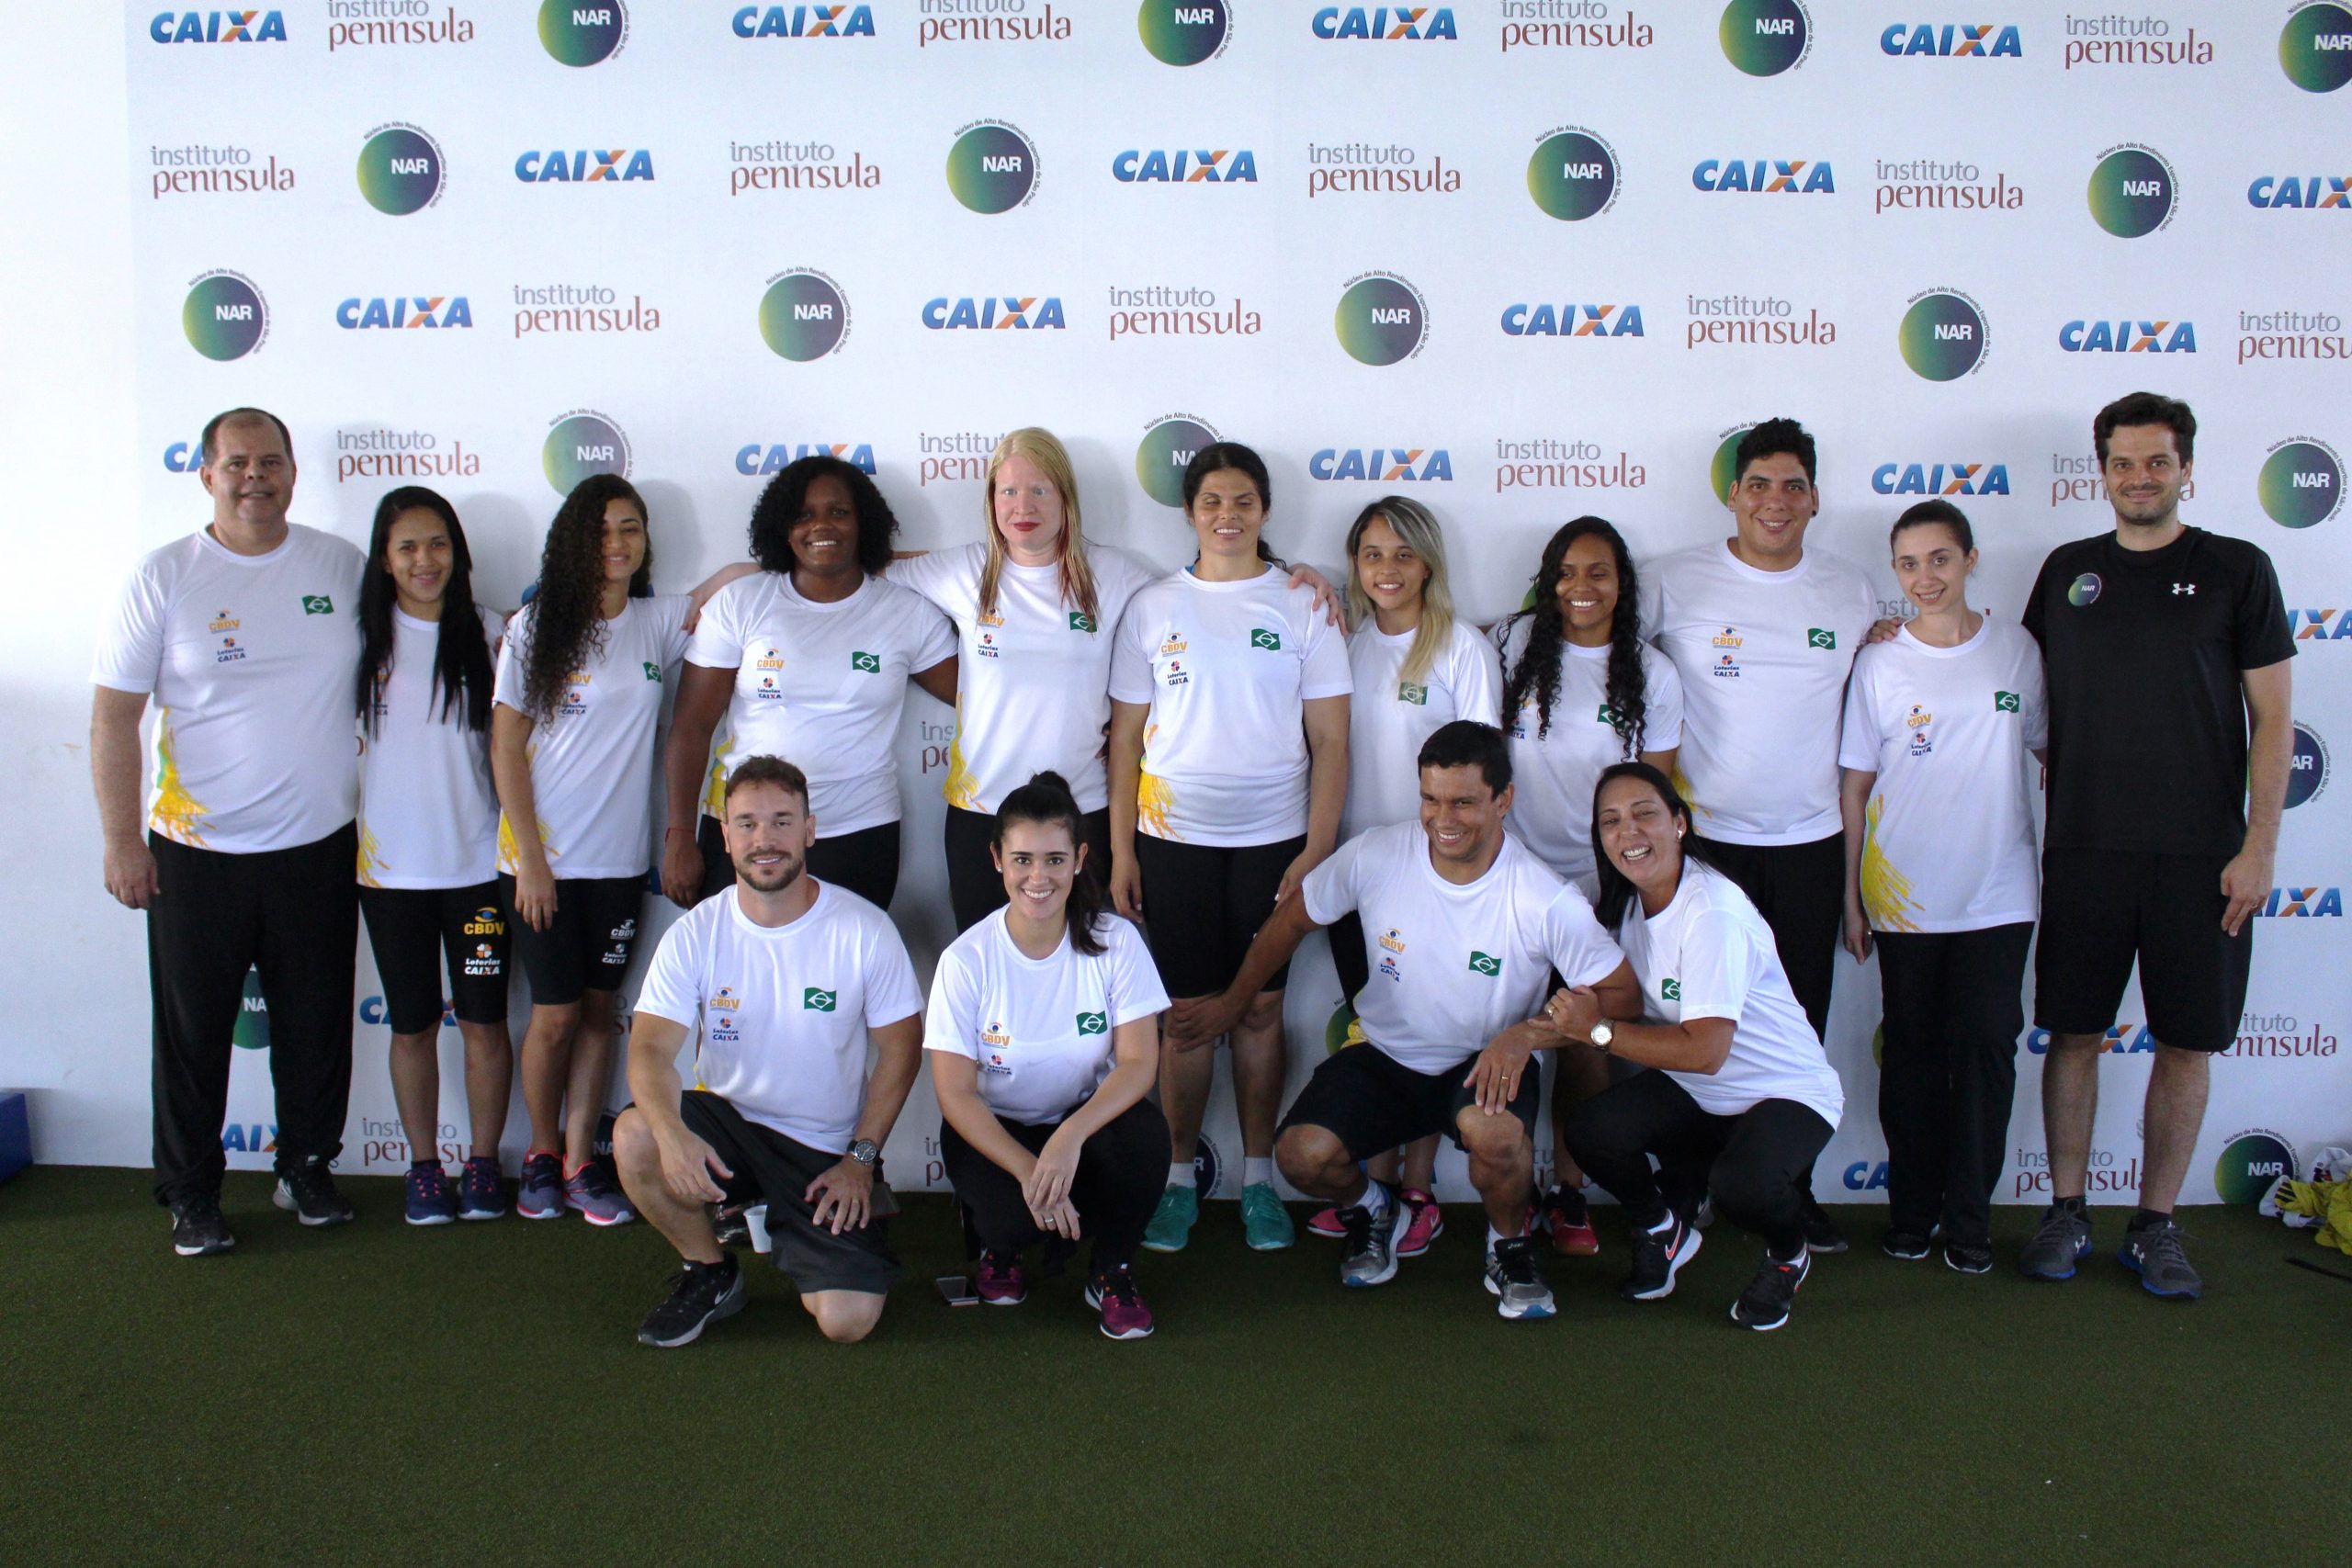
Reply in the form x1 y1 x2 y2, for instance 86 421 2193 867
491 473 695 1226
1493 516 1683 1257
660 455 956 911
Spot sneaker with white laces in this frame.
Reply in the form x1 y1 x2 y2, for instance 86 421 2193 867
1484 1235 1556 1320
1621 1211 1702 1302
1086 1266 1155 1339
273 1157 354 1227
636 1256 747 1348
976 1249 1028 1305
1339 1184 1401 1288
1731 1247 1811 1331
2018 1202 2093 1281
1395 1189 1444 1257
2119 1215 2202 1300
170 1193 235 1257
403 1165 458 1226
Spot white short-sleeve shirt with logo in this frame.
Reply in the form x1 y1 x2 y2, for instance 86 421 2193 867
889 542 1159 816
1616 861 1845 1127
491 594 693 880
1494 616 1687 892
687 571 956 837
1107 565 1353 847
91 524 366 854
1637 541 1880 846
635 881 925 1156
1342 618 1502 843
924 909 1170 1126
1303 822 1624 1076
358 606 501 888
1838 618 2048 933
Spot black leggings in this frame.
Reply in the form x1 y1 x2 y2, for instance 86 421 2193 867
697 814 901 910
943 804 1113 935
1875 923 2031 1247
940 1097 1170 1273
1566 1069 1834 1259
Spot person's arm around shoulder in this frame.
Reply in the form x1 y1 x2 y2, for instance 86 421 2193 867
906 587 962 706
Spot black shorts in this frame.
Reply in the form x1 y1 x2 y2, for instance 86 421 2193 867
357 880 512 1032
1134 832 1306 999
678 1089 900 1295
2036 847 2252 1054
697 814 901 910
501 873 644 1008
944 804 1114 934
1278 1039 1541 1158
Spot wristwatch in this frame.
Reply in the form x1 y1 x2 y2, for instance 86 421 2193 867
847 1138 880 1168
1588 1020 1615 1055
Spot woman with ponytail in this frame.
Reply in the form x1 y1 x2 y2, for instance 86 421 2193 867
925 771 1173 1339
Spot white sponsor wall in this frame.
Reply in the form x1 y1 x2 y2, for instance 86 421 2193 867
7 2 2346 1206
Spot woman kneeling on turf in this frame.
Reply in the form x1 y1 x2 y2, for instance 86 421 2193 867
928 772 1173 1339
1553 763 1847 1331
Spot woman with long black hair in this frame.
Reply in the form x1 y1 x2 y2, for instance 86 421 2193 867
354 486 511 1225
1494 517 1684 1255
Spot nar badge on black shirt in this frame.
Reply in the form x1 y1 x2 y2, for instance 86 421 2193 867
2023 526 2294 857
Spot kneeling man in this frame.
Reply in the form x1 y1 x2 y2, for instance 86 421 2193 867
1170 722 1638 1318
616 756 923 1348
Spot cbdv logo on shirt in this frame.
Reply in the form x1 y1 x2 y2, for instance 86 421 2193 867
1139 0 1229 64
540 0 626 64
1136 414 1219 508
1333 273 1428 365
1898 289 1989 380
1311 7 1457 40
543 409 629 493
151 10 286 42
356 124 444 216
2086 145 2177 237
2258 439 2344 528
946 121 1039 214
1718 0 1809 73
2280 3 2352 93
1309 447 1453 481
183 270 266 360
760 269 850 360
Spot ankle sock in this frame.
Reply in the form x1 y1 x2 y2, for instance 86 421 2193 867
1356 1180 1390 1217
1166 1163 1196 1190
1243 1156 1274 1187
2054 1193 2086 1216
2130 1205 2170 1231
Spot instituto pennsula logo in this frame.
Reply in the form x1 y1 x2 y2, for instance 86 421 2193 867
543 409 629 493
540 0 626 64
184 270 267 360
1720 0 1809 74
1898 288 1988 380
1136 414 1219 508
1334 272 1428 365
1139 0 1229 64
946 120 1039 214
1526 126 1620 221
356 123 445 216
759 269 850 360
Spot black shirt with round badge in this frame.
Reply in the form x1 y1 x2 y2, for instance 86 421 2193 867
2021 525 2293 858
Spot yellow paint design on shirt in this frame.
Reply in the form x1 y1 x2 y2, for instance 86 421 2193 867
1669 758 1709 823
1136 769 1177 840
149 709 209 847
356 821 387 888
1859 793 1924 932
495 813 555 875
702 733 734 818
941 698 978 812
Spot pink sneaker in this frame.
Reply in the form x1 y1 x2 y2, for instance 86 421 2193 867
1396 1190 1444 1257
976 1249 1027 1305
1307 1205 1347 1238
1086 1266 1155 1339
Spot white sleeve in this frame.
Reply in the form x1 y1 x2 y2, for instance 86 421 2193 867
1542 886 1626 988
656 594 694 666
921 942 980 1058
1452 624 1502 726
907 592 958 671
91 560 168 694
1635 557 1666 644
1677 907 1755 1024
684 581 746 671
633 914 705 1030
885 547 960 614
1106 919 1171 1025
491 607 533 714
1107 598 1155 705
1836 652 1883 773
1643 647 1684 750
1297 591 1354 701
861 917 926 1026
1300 832 1367 927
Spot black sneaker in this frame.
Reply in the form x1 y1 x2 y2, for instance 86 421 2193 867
1621 1212 1702 1302
1880 1225 1936 1261
1801 1197 1848 1256
636 1256 748 1348
170 1193 235 1257
272 1157 354 1227
1339 1183 1401 1289
1731 1247 1811 1331
1943 1238 1994 1275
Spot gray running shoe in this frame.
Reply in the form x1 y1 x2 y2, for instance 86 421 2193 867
2018 1203 2093 1281
1340 1185 1400 1288
1484 1235 1556 1320
2119 1217 2201 1300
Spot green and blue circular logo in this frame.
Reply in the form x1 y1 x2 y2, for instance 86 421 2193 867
1139 0 1228 64
1709 424 1757 504
1899 289 1988 380
233 967 269 1051
356 123 444 216
2066 571 2103 608
2087 145 2176 238
2259 439 2342 529
1136 414 1218 508
539 0 625 64
2281 3 2352 92
543 410 630 494
1720 0 1809 74
2214 1129 2296 1204
946 121 1039 214
1334 273 1428 366
759 270 849 361
1527 128 1619 221
2289 722 2332 809
183 270 266 360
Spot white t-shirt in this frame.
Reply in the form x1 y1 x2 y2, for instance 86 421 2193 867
1838 618 2048 933
1107 566 1353 846
923 908 1170 1126
1615 861 1845 1127
1494 617 1686 892
1303 822 1624 1076
635 880 924 1155
687 571 956 837
357 606 501 889
492 594 693 880
1637 541 1880 846
91 524 366 854
889 542 1159 817
1342 617 1502 843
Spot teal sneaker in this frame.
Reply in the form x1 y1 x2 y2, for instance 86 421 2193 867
1241 1182 1295 1251
1141 1185 1199 1253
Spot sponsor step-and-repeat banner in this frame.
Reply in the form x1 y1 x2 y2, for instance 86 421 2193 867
119 1 2348 1205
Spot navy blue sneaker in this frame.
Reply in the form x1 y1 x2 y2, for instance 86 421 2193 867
404 1165 458 1226
458 1156 506 1221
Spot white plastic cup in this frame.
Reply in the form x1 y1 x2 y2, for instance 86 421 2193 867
744 1202 773 1254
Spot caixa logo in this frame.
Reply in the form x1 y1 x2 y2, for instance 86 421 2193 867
2026 1023 2156 1054
2293 607 2352 640
1501 303 1644 338
514 149 655 183
922 296 1067 330
358 994 454 1028
1841 1160 1890 1190
1879 23 2021 56
2247 175 2350 210
1312 6 1457 39
2058 318 2196 353
1871 462 2009 496
736 442 876 476
220 1123 278 1153
2257 886 2345 917
1691 159 1835 194
1113 149 1258 183
152 10 286 42
730 5 875 37
336 296 473 330
1309 447 1453 481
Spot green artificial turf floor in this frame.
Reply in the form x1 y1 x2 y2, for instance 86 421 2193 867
0 1165 2339 1566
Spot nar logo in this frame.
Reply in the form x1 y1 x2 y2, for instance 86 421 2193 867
1692 159 1836 194
2247 175 2351 209
2059 319 2197 353
1879 22 2021 56
1309 447 1453 481
921 297 1068 330
730 4 875 37
2292 607 2352 640
1312 6 1457 39
514 149 655 183
1113 149 1259 183
2259 886 2345 917
1871 462 2010 496
1500 303 1645 337
735 442 876 476
335 297 472 330
152 10 286 42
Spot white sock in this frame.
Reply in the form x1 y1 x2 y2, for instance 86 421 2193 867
1243 1156 1274 1187
1167 1163 1196 1190
1357 1179 1390 1217
1487 1224 1510 1251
